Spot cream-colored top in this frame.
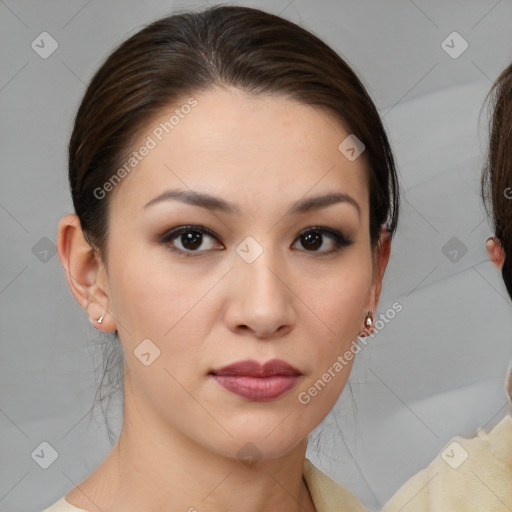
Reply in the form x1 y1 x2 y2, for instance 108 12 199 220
41 457 366 511
383 414 512 512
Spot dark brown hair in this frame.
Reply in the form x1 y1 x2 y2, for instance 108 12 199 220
67 5 400 441
481 63 512 299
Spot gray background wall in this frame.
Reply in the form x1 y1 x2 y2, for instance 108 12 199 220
1 1 512 511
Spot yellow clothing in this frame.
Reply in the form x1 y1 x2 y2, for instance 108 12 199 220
383 414 512 512
42 457 366 511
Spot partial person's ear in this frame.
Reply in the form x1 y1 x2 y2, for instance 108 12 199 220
359 226 391 337
486 235 505 269
57 214 116 332
368 226 392 311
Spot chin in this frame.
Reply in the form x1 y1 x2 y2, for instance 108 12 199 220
215 427 307 463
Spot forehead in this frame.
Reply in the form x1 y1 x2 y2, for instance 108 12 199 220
109 86 370 217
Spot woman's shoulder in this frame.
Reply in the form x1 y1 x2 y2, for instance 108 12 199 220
42 496 89 512
382 414 512 512
303 457 366 512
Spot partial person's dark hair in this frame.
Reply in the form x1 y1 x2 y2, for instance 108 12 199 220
67 4 400 442
482 63 512 300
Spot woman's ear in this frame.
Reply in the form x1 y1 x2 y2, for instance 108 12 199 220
486 235 505 270
368 226 392 311
56 214 116 332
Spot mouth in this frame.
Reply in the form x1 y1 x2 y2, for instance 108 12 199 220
209 359 303 401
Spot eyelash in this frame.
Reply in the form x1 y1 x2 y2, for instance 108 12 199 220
159 225 353 258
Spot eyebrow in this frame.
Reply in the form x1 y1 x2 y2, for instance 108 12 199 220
143 189 361 218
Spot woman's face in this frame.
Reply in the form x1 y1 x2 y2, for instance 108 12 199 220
99 87 387 460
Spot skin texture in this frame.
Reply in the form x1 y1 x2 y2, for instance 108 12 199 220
57 86 391 512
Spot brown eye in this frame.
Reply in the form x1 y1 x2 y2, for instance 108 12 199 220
301 231 322 250
160 226 223 256
294 227 353 255
179 230 203 250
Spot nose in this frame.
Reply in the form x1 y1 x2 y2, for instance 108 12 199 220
224 245 296 339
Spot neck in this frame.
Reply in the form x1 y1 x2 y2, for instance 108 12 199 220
66 374 316 512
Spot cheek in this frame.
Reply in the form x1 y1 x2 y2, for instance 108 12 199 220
299 260 372 343
107 244 221 376
295 266 370 414
107 240 201 334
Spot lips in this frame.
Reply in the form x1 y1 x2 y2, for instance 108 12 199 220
210 359 303 401
210 359 302 377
